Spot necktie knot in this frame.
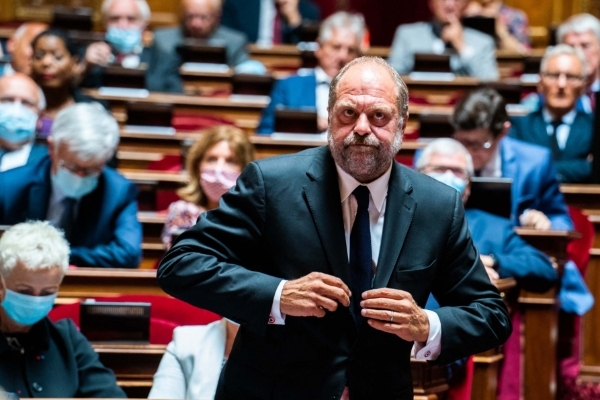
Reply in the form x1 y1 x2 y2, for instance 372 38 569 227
353 186 370 209
551 119 562 131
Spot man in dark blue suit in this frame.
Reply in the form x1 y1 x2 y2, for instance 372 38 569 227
0 74 48 172
417 138 558 293
452 88 573 230
221 0 319 45
510 44 594 183
257 11 366 133
0 103 141 269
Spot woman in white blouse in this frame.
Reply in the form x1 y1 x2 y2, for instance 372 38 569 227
148 318 239 399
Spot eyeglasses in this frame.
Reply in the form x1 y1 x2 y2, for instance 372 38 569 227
58 159 104 177
541 72 584 85
424 165 471 180
452 136 493 152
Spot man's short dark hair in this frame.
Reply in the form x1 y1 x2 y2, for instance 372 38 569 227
451 88 508 138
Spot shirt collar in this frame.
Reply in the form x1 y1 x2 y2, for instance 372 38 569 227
50 171 67 204
590 79 600 92
480 144 502 177
335 162 392 213
314 66 333 84
3 63 14 76
542 107 577 124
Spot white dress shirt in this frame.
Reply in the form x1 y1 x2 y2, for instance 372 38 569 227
257 0 276 47
270 162 442 361
0 142 32 172
543 107 577 150
478 144 503 178
46 177 79 227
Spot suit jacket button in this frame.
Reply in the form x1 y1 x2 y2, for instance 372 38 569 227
32 382 43 392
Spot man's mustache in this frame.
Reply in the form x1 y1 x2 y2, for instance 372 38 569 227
344 132 380 147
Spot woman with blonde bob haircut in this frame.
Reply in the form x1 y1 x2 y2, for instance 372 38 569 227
0 221 125 397
161 125 254 248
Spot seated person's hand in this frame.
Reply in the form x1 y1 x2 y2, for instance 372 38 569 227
480 255 499 281
85 42 113 67
317 116 328 132
519 209 551 230
275 0 302 27
441 15 465 52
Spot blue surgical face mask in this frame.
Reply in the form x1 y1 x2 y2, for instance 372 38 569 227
0 102 38 144
105 27 143 54
427 171 468 194
1 288 57 326
52 166 100 199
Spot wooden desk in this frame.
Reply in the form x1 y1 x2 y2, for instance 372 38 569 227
83 89 268 134
515 229 579 400
59 268 163 302
92 341 448 399
560 184 600 383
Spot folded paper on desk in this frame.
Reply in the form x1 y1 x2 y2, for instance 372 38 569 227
181 62 230 73
98 87 149 98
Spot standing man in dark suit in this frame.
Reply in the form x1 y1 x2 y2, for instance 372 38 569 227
0 102 142 269
153 0 250 67
257 11 366 133
452 88 573 230
158 56 511 399
0 74 48 172
221 0 320 45
81 0 184 93
510 44 594 183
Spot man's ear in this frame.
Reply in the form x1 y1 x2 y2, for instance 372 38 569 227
497 121 510 140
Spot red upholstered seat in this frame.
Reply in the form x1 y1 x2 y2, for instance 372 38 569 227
49 295 220 344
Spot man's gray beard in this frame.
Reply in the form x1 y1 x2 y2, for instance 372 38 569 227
328 130 403 183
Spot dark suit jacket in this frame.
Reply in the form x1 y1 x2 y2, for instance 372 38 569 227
499 137 573 230
221 0 320 44
0 318 125 398
81 45 184 93
0 156 142 268
158 146 511 400
0 144 48 172
466 208 557 293
153 25 250 67
256 73 317 133
509 110 594 183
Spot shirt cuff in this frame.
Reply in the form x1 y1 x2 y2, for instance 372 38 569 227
413 309 442 360
268 280 287 325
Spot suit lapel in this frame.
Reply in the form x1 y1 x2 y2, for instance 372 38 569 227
27 161 52 220
373 164 416 288
303 148 350 286
564 113 592 157
72 173 106 245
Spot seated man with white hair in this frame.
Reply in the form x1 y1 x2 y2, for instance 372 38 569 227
0 103 142 269
81 0 184 93
257 11 366 133
0 73 48 172
416 138 558 291
0 221 126 397
557 13 600 113
510 44 594 183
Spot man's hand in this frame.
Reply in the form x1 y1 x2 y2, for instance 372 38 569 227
85 42 113 67
275 0 302 27
280 272 351 317
441 15 465 53
480 255 500 281
361 288 429 343
519 209 551 230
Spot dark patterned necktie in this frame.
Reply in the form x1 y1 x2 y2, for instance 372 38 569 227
549 120 562 159
349 185 372 325
59 198 76 243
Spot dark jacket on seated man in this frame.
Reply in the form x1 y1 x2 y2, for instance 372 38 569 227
0 156 142 268
80 44 184 94
466 208 557 293
0 317 126 398
509 109 594 183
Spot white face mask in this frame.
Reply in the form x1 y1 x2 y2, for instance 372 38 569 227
51 166 100 199
200 167 240 204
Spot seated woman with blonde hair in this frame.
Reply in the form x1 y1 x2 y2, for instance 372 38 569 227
161 125 255 249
